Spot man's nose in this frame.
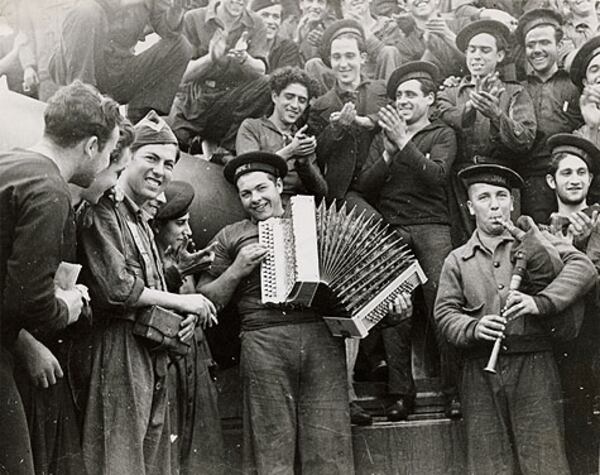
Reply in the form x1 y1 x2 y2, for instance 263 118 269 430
151 160 165 176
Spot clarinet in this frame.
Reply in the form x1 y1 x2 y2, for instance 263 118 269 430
483 224 527 374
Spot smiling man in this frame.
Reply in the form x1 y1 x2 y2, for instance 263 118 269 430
356 61 459 420
437 19 536 245
236 66 327 202
197 151 353 474
435 163 595 475
78 111 217 475
514 9 582 225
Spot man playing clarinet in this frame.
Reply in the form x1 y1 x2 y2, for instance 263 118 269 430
434 163 596 474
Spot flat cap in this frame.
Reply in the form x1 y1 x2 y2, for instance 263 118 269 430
458 164 524 190
455 19 510 52
548 133 600 174
569 35 600 90
320 19 365 68
156 180 195 221
250 0 280 12
387 61 439 99
224 151 288 184
515 8 563 45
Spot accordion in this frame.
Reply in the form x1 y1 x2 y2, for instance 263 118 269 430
259 195 427 338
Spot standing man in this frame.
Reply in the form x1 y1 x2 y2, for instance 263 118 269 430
545 133 600 475
197 152 353 475
0 81 121 475
236 66 327 202
437 19 536 245
308 19 388 207
516 9 582 224
49 0 192 123
356 61 459 419
435 163 596 474
79 111 216 475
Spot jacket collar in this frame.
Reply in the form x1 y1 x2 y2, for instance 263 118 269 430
461 229 514 260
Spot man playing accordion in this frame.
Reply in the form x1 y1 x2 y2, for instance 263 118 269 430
197 151 354 475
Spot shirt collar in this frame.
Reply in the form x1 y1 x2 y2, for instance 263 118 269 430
461 229 514 260
526 67 568 84
334 78 371 99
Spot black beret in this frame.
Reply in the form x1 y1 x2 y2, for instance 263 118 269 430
319 19 365 68
156 180 195 221
224 151 288 184
387 61 439 99
569 36 600 90
548 133 600 174
250 0 280 12
515 8 563 45
455 19 510 52
458 164 524 190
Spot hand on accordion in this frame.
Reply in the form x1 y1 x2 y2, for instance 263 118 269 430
232 243 268 278
386 292 413 325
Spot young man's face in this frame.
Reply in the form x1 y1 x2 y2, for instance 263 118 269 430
466 33 504 78
236 171 283 221
258 4 282 40
74 125 120 188
467 182 513 236
272 82 309 126
406 0 437 19
83 146 132 204
342 0 370 20
299 0 327 22
524 25 558 77
156 213 193 252
330 36 364 88
546 155 592 206
395 79 434 125
120 143 177 206
585 54 600 86
222 0 248 17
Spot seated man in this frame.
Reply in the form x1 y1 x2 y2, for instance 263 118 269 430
236 66 327 202
197 152 353 474
437 19 536 245
169 0 271 153
308 19 388 206
251 0 302 70
49 0 192 122
356 60 459 419
435 163 596 474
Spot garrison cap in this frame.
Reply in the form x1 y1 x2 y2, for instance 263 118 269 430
455 19 510 52
569 36 600 90
250 0 280 11
458 164 524 190
387 61 439 99
548 133 600 174
224 151 288 184
515 8 563 45
132 110 180 161
320 19 365 68
156 180 195 221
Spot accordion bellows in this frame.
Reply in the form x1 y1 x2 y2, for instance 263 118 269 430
259 195 427 338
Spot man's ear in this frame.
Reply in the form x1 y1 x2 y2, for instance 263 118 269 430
360 51 368 65
546 173 557 191
83 136 99 159
426 93 435 107
467 200 474 216
276 177 284 193
271 91 279 105
497 49 506 64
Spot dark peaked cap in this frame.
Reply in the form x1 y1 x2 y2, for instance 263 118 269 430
515 8 563 44
387 61 439 99
224 151 288 184
458 164 524 190
250 0 280 12
156 180 195 221
455 19 510 52
548 133 600 174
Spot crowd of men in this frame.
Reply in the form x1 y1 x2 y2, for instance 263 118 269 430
3 0 600 474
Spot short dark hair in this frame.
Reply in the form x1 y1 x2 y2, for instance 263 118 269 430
109 118 135 164
417 78 437 98
547 152 590 177
269 67 320 100
333 31 367 55
44 80 122 151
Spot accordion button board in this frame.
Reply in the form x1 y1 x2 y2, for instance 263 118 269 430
259 195 428 338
